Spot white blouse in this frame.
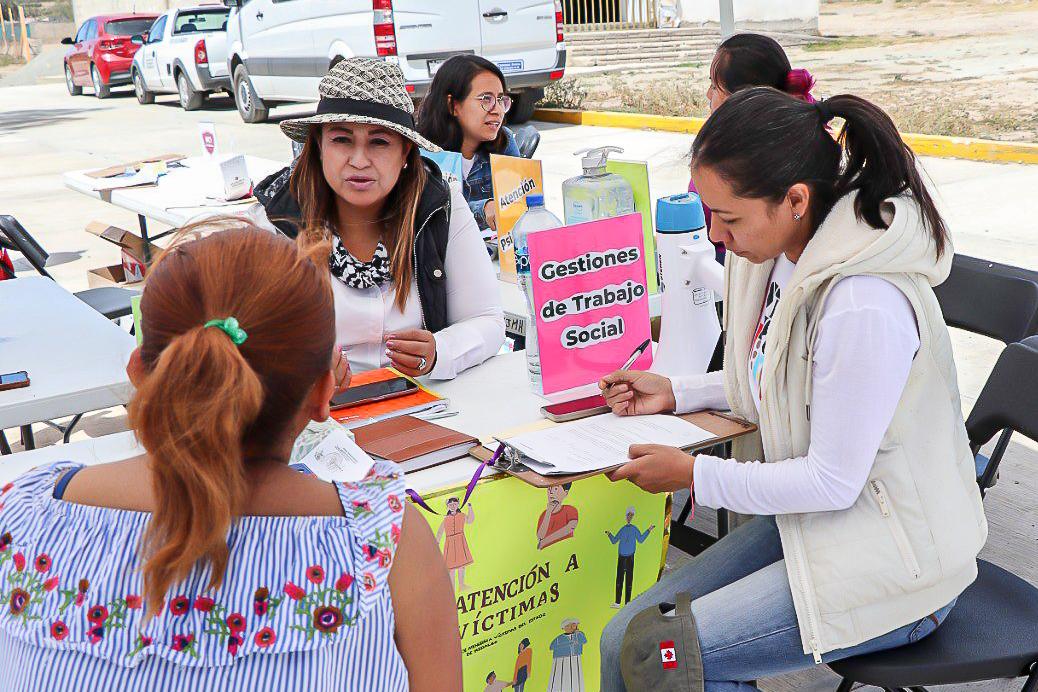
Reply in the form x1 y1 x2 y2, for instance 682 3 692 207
252 184 504 380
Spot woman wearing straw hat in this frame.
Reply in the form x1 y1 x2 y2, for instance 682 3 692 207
255 57 504 380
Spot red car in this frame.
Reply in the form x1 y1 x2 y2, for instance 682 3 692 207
62 13 158 99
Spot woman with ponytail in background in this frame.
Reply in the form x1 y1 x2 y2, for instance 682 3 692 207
598 89 986 690
695 33 819 262
0 225 462 691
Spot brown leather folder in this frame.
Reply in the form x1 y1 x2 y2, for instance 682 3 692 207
352 415 480 473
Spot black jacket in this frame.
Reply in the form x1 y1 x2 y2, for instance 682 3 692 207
255 159 453 333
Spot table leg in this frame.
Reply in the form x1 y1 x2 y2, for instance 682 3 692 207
20 425 35 451
0 430 11 455
138 214 152 263
716 508 730 538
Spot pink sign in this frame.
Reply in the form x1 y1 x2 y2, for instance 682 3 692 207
528 213 652 394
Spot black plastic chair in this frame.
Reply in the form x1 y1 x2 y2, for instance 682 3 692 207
829 336 1038 692
0 214 140 452
934 254 1038 493
0 215 139 320
513 123 541 159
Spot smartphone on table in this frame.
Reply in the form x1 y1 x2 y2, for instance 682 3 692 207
541 394 611 423
0 371 30 392
330 376 418 410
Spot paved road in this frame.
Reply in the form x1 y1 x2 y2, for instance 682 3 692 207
3 81 1036 289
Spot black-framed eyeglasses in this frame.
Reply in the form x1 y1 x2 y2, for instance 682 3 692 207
474 93 512 114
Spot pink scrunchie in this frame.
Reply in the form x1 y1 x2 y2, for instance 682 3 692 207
785 68 817 103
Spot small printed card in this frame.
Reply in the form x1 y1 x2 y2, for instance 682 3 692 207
198 121 219 158
219 155 252 201
289 419 375 483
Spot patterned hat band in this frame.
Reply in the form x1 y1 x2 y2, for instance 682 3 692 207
315 97 415 131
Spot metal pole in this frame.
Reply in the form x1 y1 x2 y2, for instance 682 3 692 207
718 0 735 38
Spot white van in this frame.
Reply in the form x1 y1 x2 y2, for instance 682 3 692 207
223 0 566 124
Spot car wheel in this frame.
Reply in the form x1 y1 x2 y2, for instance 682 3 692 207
233 63 268 124
91 64 111 99
133 69 154 105
65 63 82 96
507 88 542 125
177 72 206 111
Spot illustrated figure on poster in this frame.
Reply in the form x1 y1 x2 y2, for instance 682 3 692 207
512 637 533 692
484 671 512 692
536 483 578 550
436 497 475 592
605 506 655 607
547 618 587 692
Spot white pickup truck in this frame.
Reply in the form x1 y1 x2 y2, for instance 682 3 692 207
130 5 232 111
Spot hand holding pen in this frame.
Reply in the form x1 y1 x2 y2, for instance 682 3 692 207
598 339 677 416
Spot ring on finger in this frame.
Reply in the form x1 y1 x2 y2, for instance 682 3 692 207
418 356 427 372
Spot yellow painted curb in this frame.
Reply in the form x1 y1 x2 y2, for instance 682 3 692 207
534 108 1038 165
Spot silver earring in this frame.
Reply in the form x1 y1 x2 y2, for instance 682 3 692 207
403 162 408 169
793 212 802 221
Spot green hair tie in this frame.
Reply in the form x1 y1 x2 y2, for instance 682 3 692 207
204 317 248 346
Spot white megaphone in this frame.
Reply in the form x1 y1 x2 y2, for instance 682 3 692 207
652 193 723 378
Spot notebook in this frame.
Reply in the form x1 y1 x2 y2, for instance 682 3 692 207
330 368 448 429
352 415 479 473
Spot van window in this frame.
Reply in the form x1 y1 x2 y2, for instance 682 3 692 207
172 8 230 34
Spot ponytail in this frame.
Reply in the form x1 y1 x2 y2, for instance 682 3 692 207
127 225 336 620
130 325 263 620
691 87 948 258
825 94 947 256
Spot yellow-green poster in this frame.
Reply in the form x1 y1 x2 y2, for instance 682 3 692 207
414 473 668 691
606 159 657 294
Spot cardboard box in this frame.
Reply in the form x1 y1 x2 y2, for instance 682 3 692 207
86 263 145 289
86 220 163 283
84 153 185 179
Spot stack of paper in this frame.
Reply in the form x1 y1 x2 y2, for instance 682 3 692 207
498 413 713 475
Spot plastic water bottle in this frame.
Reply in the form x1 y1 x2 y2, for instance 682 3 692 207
511 194 563 392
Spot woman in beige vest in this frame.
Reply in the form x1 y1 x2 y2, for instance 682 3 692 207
597 88 987 691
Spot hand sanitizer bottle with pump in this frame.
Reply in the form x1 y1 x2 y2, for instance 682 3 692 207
511 194 563 393
652 193 724 377
562 146 636 224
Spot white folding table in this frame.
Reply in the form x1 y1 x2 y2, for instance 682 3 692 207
0 276 135 449
63 155 286 260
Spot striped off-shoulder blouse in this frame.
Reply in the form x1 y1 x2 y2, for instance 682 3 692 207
0 460 409 691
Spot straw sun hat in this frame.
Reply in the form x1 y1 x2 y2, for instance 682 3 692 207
280 57 441 152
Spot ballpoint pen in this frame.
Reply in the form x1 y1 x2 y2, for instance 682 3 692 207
619 338 651 372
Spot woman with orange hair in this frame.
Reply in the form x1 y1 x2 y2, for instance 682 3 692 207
0 223 461 691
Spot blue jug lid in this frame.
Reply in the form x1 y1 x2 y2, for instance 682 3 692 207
526 193 545 207
656 192 706 233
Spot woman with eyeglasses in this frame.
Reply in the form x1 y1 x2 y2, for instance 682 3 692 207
417 55 520 234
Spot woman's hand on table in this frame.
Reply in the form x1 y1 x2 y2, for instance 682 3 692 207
599 370 677 416
386 329 437 377
607 445 694 494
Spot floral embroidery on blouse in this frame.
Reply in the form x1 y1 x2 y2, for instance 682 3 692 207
0 460 407 668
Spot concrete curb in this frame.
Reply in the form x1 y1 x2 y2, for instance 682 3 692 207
533 108 1038 165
